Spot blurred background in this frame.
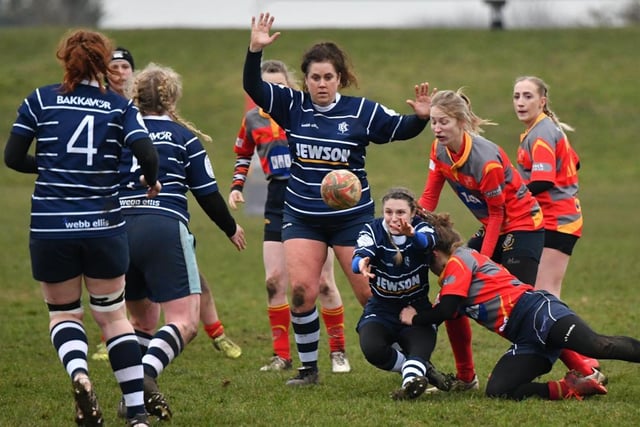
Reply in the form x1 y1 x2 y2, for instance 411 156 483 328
0 0 638 30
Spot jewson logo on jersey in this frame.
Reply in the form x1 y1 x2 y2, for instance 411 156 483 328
295 143 350 163
56 96 111 109
376 274 420 292
63 218 110 229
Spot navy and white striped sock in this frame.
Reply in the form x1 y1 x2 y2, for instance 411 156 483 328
107 333 145 418
50 320 88 379
401 358 427 388
291 307 320 370
142 324 184 378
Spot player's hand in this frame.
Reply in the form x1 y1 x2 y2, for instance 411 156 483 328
229 224 247 251
139 175 162 198
406 82 436 120
249 12 281 52
228 190 245 210
399 305 417 326
359 257 375 279
397 217 415 237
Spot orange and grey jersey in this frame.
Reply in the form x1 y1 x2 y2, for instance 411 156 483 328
419 132 543 256
517 114 582 237
438 246 535 337
231 106 290 191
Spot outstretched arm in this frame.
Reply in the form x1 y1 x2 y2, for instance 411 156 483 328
196 191 246 250
399 295 462 326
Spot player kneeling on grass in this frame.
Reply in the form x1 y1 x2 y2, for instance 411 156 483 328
353 188 451 400
399 211 640 400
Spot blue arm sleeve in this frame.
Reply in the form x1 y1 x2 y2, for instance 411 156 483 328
412 231 428 249
352 256 363 274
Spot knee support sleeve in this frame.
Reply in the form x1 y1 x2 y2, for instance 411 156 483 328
90 288 125 312
46 299 83 318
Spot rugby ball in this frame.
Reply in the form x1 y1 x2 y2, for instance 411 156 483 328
320 169 362 210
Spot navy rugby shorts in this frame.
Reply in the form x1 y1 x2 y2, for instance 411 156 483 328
30 233 129 282
543 230 579 255
282 211 373 247
357 296 434 334
124 214 201 303
264 179 287 242
468 229 544 263
502 290 575 365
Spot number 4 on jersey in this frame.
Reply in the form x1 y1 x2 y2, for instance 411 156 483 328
66 114 97 166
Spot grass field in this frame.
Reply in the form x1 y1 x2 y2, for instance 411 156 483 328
1 25 640 426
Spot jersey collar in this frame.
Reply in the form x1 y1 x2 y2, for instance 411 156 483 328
445 132 472 170
520 112 547 142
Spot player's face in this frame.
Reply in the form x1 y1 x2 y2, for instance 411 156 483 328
383 198 412 234
513 80 545 127
304 61 339 107
430 106 463 151
262 71 289 87
108 59 133 96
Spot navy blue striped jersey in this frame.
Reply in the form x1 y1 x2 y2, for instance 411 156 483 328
354 216 437 303
244 51 428 219
119 115 218 224
10 82 149 239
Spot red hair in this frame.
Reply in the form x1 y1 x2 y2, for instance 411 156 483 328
56 29 113 94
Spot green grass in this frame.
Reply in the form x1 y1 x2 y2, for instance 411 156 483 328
1 26 640 426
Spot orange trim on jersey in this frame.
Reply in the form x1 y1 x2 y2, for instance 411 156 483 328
445 133 472 179
483 161 503 176
557 217 583 234
532 137 554 157
520 113 547 142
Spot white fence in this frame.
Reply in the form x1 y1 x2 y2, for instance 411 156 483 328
100 0 629 29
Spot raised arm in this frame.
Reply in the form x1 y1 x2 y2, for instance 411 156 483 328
244 13 281 111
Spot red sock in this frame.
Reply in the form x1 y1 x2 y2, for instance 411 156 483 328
268 304 291 360
321 305 345 353
204 321 224 339
445 316 476 382
547 380 570 400
560 349 597 376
